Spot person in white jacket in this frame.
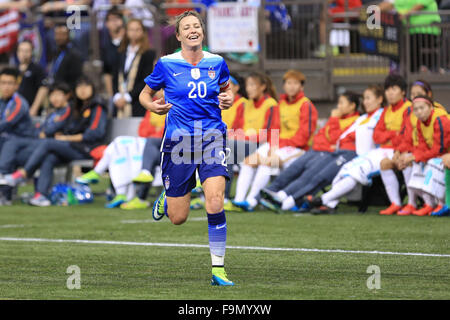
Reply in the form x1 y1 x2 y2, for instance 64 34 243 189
306 85 385 213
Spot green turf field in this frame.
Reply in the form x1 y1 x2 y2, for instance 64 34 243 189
0 181 449 300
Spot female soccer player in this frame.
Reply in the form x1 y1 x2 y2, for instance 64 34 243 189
306 85 385 212
397 95 448 216
393 80 447 215
233 70 317 212
139 11 235 286
260 91 361 212
437 147 450 216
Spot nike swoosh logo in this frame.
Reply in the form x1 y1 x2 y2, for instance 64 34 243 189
173 72 183 76
216 223 226 230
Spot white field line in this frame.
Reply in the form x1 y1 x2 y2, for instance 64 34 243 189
0 224 25 229
0 237 449 258
121 217 207 224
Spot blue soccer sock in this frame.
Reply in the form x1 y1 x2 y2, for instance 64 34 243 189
207 210 227 267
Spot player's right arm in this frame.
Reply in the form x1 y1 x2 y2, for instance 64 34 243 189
139 85 172 115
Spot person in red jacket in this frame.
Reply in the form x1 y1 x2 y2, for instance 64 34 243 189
397 95 448 216
220 74 248 209
437 116 450 216
232 70 318 211
393 80 447 216
259 92 361 212
374 75 411 215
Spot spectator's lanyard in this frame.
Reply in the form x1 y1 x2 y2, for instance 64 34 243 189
49 50 66 79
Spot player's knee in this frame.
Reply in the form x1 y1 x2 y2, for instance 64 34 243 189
205 194 224 213
169 212 188 225
167 203 190 225
243 154 258 167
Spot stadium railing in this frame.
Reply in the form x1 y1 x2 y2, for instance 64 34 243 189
403 10 450 84
8 2 450 101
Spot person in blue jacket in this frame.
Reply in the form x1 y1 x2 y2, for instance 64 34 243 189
0 67 37 205
0 67 35 145
0 82 72 205
2 76 108 206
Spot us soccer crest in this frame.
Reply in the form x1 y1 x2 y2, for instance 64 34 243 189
191 67 200 80
208 67 215 79
164 176 170 190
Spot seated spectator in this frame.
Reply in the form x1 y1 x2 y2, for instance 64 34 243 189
0 83 71 205
76 108 166 209
33 23 83 116
259 91 362 213
113 18 156 117
232 70 318 212
0 67 35 145
2 76 107 206
14 40 47 115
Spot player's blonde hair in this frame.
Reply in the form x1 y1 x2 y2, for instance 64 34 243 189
175 11 206 36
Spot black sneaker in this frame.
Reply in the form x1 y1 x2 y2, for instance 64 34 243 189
311 205 336 215
305 195 323 208
260 188 279 201
259 198 282 213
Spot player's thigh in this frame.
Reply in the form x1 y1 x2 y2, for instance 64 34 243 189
202 175 226 213
161 153 197 224
244 143 272 167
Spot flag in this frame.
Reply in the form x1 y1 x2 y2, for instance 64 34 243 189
0 9 20 54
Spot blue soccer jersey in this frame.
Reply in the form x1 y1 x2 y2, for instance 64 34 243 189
144 51 230 152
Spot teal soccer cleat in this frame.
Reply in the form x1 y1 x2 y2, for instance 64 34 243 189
211 267 234 286
152 190 167 221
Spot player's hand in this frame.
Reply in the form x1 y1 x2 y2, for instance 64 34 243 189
399 153 414 170
331 108 342 118
146 98 172 115
114 97 127 109
218 92 233 110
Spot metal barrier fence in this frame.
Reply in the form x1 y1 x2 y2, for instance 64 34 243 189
404 10 450 84
4 1 450 101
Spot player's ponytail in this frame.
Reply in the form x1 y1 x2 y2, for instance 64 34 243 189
264 74 278 101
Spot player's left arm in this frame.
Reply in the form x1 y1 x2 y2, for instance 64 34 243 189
217 60 234 110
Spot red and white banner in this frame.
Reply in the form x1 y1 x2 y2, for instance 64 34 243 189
0 10 20 54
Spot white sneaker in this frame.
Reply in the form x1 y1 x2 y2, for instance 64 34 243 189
29 194 51 207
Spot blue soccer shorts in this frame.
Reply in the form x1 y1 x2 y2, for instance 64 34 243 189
160 142 230 197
